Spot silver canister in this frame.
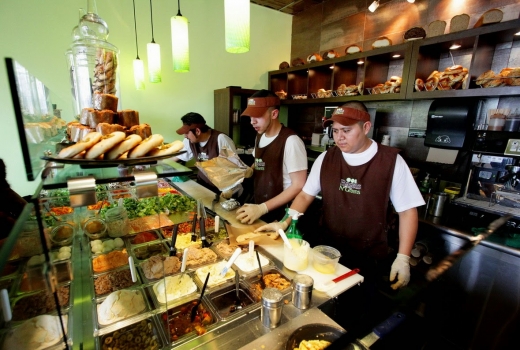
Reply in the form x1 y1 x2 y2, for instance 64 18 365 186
261 288 284 328
291 274 314 309
428 192 449 217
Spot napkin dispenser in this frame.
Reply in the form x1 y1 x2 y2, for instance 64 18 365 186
425 99 482 150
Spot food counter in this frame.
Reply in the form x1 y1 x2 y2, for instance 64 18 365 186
1 173 363 350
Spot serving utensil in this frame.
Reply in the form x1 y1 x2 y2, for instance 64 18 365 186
220 248 242 276
191 211 198 242
278 229 293 250
256 250 266 289
233 271 243 311
191 272 210 322
178 247 188 285
200 217 212 248
169 224 178 257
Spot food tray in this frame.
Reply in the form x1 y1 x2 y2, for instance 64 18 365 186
91 248 129 275
162 232 202 251
137 253 184 284
131 241 170 262
93 286 151 332
147 271 200 310
127 230 161 246
88 238 126 257
92 266 141 300
10 282 72 322
96 315 167 350
243 266 293 302
17 260 72 294
158 298 218 345
193 261 236 292
232 251 272 276
205 280 258 321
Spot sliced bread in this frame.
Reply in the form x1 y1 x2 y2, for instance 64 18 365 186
450 14 470 33
474 9 503 28
428 20 446 37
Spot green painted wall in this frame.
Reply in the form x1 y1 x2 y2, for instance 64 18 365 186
0 0 292 195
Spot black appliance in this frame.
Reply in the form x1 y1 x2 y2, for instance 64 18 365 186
425 99 483 150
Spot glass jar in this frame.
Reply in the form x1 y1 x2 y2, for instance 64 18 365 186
104 207 129 238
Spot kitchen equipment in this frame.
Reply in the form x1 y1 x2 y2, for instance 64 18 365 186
233 271 243 311
261 288 284 328
426 214 511 281
291 274 313 309
283 238 310 271
345 312 406 349
220 248 242 276
256 250 266 289
285 323 346 350
312 245 341 274
428 192 449 217
191 211 198 242
321 268 360 290
200 217 211 248
191 272 210 322
169 224 178 256
178 247 188 284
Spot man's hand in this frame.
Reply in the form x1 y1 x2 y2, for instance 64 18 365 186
390 253 410 290
255 220 288 233
236 203 268 224
244 167 254 178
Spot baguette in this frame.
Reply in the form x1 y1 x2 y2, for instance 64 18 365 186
84 131 126 159
235 231 279 244
128 134 164 158
147 140 184 157
58 132 102 158
105 134 142 160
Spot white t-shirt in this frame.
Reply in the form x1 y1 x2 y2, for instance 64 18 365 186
253 134 307 190
176 133 237 162
303 140 425 212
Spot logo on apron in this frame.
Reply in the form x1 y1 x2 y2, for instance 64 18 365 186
339 177 361 194
197 152 209 161
255 158 265 171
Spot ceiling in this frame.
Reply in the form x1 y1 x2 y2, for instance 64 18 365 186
251 0 324 15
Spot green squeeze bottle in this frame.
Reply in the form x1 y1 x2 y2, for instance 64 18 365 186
286 213 303 240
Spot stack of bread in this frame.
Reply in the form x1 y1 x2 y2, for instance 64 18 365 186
58 131 184 160
336 82 363 96
416 65 468 92
476 68 520 88
317 89 333 98
371 76 402 94
275 90 287 99
67 92 152 142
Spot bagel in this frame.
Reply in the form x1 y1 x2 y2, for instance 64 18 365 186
128 134 164 158
415 78 425 91
148 140 184 157
446 65 463 74
85 131 126 159
427 70 440 81
105 134 143 160
58 132 102 158
476 70 496 85
425 76 439 91
505 68 520 86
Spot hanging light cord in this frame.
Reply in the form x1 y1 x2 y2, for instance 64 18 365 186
149 0 155 43
177 0 183 16
133 0 140 59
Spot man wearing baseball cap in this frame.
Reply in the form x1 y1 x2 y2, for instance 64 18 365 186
173 112 243 194
235 90 307 224
256 100 424 328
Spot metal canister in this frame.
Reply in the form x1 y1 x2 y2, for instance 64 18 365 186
261 288 284 328
291 274 313 309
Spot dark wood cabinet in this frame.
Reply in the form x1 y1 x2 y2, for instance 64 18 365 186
214 87 258 147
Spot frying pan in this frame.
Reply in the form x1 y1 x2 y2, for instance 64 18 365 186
285 324 346 350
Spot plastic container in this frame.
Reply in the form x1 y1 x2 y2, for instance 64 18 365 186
488 115 506 131
504 115 520 132
104 207 129 238
82 217 107 240
283 239 310 271
312 246 341 274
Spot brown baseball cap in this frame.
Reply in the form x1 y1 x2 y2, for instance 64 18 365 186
176 123 206 135
323 106 370 127
241 96 280 118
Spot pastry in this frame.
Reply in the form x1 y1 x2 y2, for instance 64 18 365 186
415 78 425 91
291 58 305 67
306 53 323 63
279 61 290 69
117 110 140 129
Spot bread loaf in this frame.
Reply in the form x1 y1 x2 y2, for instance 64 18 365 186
127 123 152 139
404 27 426 41
117 109 140 128
450 14 470 33
279 61 290 70
92 92 118 112
79 108 116 128
474 9 503 28
427 20 446 37
345 44 362 54
96 123 126 135
322 50 339 60
372 37 392 49
291 58 305 67
306 53 323 63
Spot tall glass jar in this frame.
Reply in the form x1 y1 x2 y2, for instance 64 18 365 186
105 207 130 238
66 0 120 118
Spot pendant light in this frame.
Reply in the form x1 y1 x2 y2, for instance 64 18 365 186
132 0 145 90
368 1 380 12
171 0 189 72
147 0 161 82
225 0 250 53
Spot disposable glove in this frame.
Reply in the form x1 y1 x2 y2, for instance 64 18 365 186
254 220 288 233
236 203 268 224
390 253 410 290
220 189 234 199
244 167 254 178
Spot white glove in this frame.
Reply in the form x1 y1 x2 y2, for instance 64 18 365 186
220 189 234 199
254 220 288 233
390 253 411 290
236 203 268 224
244 167 254 178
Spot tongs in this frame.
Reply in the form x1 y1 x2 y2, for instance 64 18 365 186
255 250 266 290
191 202 199 242
169 224 179 257
191 272 210 322
200 217 212 248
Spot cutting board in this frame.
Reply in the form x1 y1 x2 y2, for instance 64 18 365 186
225 222 282 246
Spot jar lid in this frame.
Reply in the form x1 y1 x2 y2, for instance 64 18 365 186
262 288 283 306
292 274 314 291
